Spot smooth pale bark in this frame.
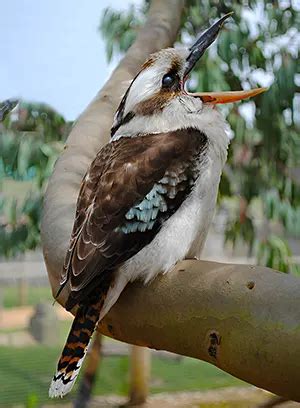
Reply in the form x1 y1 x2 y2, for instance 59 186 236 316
100 260 300 402
41 2 184 405
41 0 300 404
41 0 185 304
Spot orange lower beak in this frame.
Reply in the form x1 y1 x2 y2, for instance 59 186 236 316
190 87 267 104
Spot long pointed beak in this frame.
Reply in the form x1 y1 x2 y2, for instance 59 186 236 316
184 13 268 104
184 13 233 78
191 88 268 104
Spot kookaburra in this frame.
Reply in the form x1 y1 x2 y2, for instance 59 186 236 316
49 14 266 398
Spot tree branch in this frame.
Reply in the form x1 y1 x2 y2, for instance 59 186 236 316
41 0 185 304
100 260 300 402
41 0 300 403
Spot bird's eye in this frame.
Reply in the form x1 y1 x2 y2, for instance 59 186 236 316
162 73 176 88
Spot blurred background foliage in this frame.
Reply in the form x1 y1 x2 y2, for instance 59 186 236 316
1 0 299 275
100 0 300 274
1 3 299 407
0 101 70 257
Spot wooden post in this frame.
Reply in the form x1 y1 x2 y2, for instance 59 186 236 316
18 277 28 306
129 346 151 406
0 287 3 327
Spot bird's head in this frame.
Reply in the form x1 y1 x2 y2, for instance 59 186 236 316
111 13 266 140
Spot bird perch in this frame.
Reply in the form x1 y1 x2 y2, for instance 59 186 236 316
41 0 300 403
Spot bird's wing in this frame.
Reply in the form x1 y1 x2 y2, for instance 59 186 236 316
61 128 207 308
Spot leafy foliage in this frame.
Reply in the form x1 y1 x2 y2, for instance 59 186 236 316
100 4 148 62
99 0 300 273
0 101 69 258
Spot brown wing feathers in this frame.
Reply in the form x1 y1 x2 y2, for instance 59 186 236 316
62 130 205 307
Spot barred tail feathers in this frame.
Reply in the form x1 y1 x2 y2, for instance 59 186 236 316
49 297 103 398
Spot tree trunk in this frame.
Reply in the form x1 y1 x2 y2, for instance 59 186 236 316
41 0 300 404
41 0 185 304
41 1 183 405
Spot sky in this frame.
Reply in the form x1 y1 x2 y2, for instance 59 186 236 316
1 0 141 120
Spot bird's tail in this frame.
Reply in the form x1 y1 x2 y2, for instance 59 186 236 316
49 295 104 398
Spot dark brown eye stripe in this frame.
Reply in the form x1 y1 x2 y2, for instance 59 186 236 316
135 90 180 116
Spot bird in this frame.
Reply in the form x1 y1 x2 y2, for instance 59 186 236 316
0 99 19 122
49 13 266 398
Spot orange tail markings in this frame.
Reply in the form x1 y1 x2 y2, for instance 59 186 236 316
49 295 104 398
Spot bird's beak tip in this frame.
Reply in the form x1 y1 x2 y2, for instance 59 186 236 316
184 13 233 78
223 11 235 19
